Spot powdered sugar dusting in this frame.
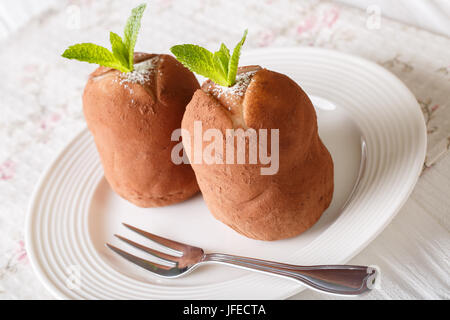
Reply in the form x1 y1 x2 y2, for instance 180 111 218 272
119 56 160 85
212 70 257 99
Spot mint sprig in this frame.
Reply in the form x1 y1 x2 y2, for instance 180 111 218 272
123 3 147 69
170 30 248 87
62 4 147 73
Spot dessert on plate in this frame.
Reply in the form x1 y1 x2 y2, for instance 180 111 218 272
62 4 200 207
171 32 334 240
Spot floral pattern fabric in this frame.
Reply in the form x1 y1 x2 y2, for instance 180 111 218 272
0 0 449 299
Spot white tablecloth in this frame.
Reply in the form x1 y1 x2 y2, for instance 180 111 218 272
0 0 449 300
337 0 450 38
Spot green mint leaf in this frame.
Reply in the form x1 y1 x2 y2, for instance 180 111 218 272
170 30 248 87
62 4 148 73
62 43 130 73
110 32 130 70
219 43 231 60
227 29 248 86
170 44 228 86
213 43 230 80
123 3 147 69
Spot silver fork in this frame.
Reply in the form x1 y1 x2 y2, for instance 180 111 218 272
106 223 377 296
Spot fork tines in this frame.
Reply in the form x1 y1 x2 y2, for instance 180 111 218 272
106 223 198 277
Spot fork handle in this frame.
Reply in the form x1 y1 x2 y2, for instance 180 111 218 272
204 253 377 296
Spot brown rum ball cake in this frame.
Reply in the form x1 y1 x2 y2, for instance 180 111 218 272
182 66 334 240
63 5 200 208
83 53 200 207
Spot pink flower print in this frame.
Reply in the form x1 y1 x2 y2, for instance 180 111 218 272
431 105 440 112
157 0 174 9
322 7 340 28
0 160 16 181
16 241 28 264
40 112 62 130
23 64 39 73
21 64 40 85
258 30 276 47
50 113 62 122
21 76 35 86
297 16 317 35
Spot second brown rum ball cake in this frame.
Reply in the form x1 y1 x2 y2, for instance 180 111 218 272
172 31 334 240
182 67 334 240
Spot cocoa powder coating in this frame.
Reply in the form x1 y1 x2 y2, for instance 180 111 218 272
83 53 200 207
182 67 334 240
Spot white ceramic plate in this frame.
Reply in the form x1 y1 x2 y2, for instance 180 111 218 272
26 47 426 299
